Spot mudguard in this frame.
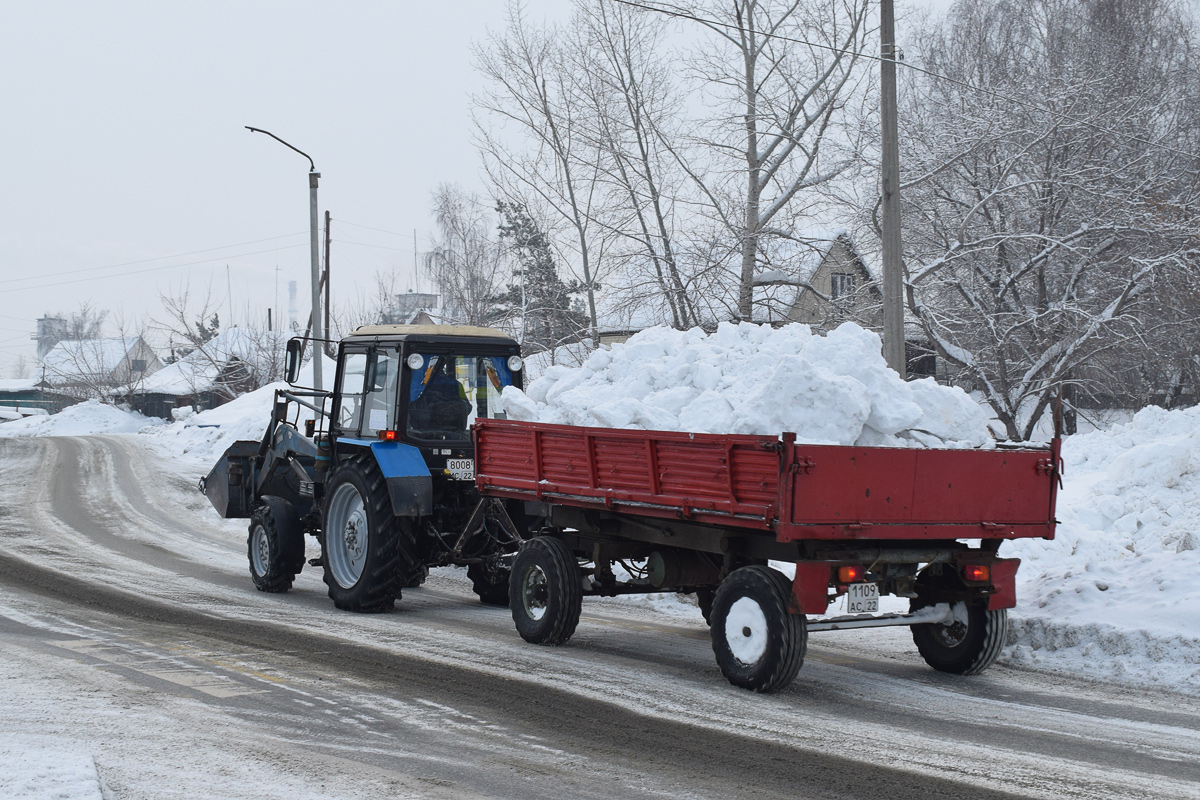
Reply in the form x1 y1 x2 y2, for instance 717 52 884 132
338 438 433 517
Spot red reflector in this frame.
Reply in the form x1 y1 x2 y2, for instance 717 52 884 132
837 565 864 583
377 430 396 441
962 564 991 582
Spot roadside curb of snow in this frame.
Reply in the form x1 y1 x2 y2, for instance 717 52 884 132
1005 615 1200 694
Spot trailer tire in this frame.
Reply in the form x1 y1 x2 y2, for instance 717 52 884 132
468 563 511 607
710 566 806 693
321 455 416 612
247 500 305 593
910 600 1007 676
510 537 582 645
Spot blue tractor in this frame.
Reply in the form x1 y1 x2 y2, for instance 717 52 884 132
201 324 529 610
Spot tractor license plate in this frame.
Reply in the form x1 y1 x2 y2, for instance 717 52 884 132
447 458 475 481
847 583 879 613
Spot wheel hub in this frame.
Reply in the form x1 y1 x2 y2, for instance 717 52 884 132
725 597 769 666
521 565 549 621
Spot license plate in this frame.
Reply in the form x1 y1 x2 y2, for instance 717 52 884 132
847 583 879 613
447 458 475 481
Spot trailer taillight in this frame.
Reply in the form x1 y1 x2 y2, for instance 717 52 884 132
962 564 991 582
837 565 864 583
377 430 397 442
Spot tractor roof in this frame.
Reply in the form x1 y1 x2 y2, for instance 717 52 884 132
347 324 518 344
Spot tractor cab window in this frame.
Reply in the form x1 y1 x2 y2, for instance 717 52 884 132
336 352 368 433
362 349 399 436
336 348 399 437
406 354 516 442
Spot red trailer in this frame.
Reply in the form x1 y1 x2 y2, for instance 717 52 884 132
475 418 1061 692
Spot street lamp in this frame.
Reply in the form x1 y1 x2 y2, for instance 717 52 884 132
246 126 324 391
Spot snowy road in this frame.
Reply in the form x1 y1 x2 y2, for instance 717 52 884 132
1 436 1197 799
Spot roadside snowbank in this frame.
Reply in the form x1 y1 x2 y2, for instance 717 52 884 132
0 400 161 438
502 322 992 447
1005 405 1200 690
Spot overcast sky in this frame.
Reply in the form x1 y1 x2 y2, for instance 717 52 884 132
0 0 950 377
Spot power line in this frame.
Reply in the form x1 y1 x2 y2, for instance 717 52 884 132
5 244 309 294
613 0 1199 161
0 231 308 286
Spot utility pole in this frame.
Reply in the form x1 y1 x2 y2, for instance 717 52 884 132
324 211 333 358
246 126 324 390
880 0 906 378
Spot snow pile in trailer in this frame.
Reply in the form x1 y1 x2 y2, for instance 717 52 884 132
1004 404 1200 689
502 322 991 447
0 399 161 438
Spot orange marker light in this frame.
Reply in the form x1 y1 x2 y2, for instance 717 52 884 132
837 565 864 583
377 430 397 441
962 564 991 582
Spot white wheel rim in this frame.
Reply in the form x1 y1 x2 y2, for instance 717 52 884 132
326 483 368 589
725 596 769 666
250 523 270 576
521 564 549 621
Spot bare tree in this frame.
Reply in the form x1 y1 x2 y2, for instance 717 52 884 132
474 2 611 337
426 185 509 327
669 0 873 320
898 0 1200 439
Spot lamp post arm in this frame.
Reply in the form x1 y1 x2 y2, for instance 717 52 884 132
245 126 316 172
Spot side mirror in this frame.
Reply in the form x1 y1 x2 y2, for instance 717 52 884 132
285 338 303 384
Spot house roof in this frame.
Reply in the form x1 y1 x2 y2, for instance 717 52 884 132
40 338 143 385
0 378 39 393
138 328 284 397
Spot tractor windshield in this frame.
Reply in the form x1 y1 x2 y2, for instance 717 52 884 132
406 355 515 442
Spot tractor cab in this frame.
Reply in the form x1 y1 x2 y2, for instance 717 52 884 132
322 324 522 485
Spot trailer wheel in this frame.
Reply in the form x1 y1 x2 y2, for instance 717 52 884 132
910 600 1007 676
510 537 582 645
321 456 416 612
468 563 511 607
710 566 806 693
247 501 304 593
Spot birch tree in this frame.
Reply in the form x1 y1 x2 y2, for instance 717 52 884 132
900 0 1200 439
426 185 509 327
673 0 872 320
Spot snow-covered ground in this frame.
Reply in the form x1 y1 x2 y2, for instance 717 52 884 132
3 330 1197 695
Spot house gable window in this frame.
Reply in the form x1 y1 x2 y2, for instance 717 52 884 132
131 359 147 373
830 273 855 300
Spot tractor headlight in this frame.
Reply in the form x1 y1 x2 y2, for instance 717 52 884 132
507 355 523 372
406 353 425 370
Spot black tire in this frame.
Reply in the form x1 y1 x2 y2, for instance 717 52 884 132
696 588 716 626
247 500 305 593
321 455 416 612
399 561 428 589
510 537 582 645
468 563 511 607
710 566 806 693
910 599 1007 675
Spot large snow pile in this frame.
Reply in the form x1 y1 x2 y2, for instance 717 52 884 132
1005 404 1200 689
503 322 991 447
0 399 161 438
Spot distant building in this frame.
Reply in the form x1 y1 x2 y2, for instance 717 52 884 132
131 328 287 419
382 292 440 325
39 337 162 399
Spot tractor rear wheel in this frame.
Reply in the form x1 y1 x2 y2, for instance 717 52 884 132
321 455 417 612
